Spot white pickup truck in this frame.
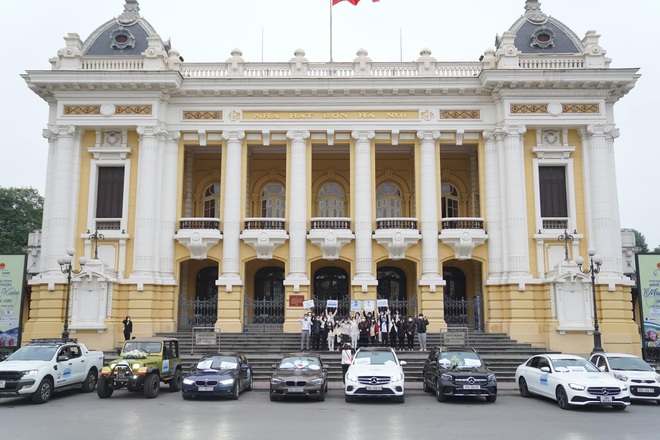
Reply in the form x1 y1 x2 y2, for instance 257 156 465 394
0 338 104 403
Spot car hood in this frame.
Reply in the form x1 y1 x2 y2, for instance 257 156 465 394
273 369 323 379
556 372 625 387
616 370 658 381
185 370 238 381
441 366 491 375
347 364 402 376
0 360 49 371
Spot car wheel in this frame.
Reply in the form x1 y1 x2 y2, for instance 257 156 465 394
269 393 279 402
486 394 497 403
611 405 627 411
143 373 160 399
97 377 113 398
169 369 183 392
518 377 531 398
345 394 354 402
31 377 53 404
317 388 326 402
230 382 239 400
182 393 192 400
556 386 572 410
435 380 447 402
81 369 98 392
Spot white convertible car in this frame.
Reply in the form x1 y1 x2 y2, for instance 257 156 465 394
590 352 660 403
515 354 630 410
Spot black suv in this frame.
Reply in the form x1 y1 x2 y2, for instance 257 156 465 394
422 346 497 402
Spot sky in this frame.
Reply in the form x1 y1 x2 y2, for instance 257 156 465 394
1 0 658 247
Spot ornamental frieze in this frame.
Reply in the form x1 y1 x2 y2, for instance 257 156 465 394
183 111 223 120
510 104 548 114
64 105 101 115
440 110 480 119
242 110 419 120
116 105 152 115
562 104 599 113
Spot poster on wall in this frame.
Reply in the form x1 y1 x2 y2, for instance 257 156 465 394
363 300 375 311
350 300 362 311
636 253 660 355
0 255 26 348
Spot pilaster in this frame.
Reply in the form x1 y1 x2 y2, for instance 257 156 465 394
418 285 447 333
484 129 504 284
159 129 180 283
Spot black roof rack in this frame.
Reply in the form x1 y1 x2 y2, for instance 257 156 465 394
29 338 78 345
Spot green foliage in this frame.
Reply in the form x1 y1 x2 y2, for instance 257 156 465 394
632 229 649 253
0 187 43 254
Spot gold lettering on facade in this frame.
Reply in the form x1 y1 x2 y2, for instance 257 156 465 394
254 113 281 119
323 112 349 119
289 113 314 119
386 112 407 119
242 110 419 120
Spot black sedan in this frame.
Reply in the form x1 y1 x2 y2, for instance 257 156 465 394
182 352 253 400
269 353 328 401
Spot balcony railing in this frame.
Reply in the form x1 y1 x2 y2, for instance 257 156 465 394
376 218 418 230
310 217 351 230
95 218 121 230
178 218 220 230
244 218 286 230
542 218 569 230
441 218 485 230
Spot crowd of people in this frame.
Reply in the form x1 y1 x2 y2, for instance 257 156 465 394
298 308 430 352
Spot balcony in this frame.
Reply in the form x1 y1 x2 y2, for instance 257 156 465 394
541 218 569 231
174 217 222 260
439 217 487 261
373 217 421 260
307 217 354 260
240 217 288 259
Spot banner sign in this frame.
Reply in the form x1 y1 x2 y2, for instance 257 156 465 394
326 299 338 308
350 300 362 311
377 299 389 308
0 255 26 348
303 300 315 309
363 300 375 311
637 254 660 350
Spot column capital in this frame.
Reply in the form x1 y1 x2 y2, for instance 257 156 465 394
43 125 79 141
586 124 619 139
165 130 181 143
222 130 246 142
136 125 162 138
502 124 527 137
416 130 440 142
351 130 375 142
286 130 310 142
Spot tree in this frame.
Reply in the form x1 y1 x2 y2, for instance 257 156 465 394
632 229 649 253
0 187 43 254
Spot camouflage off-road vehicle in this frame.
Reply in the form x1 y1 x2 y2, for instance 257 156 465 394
97 337 183 399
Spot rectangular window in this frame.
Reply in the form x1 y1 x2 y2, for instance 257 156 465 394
539 166 567 217
96 167 125 218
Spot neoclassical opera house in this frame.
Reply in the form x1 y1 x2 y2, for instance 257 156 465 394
23 0 641 353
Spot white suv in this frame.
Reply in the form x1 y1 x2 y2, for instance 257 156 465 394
344 347 406 403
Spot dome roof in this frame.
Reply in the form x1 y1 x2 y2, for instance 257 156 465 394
81 0 170 56
502 1 584 54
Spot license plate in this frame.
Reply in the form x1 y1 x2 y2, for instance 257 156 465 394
287 387 304 393
599 396 613 402
366 385 382 391
637 388 655 393
463 385 481 390
0 380 5 388
197 386 214 392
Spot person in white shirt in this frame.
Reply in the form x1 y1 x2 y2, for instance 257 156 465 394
298 312 312 351
349 316 359 348
340 343 355 383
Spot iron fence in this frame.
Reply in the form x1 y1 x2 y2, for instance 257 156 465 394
178 294 218 331
443 295 483 331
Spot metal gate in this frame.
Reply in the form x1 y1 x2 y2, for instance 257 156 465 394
178 294 218 331
243 293 285 332
312 295 351 319
376 294 418 318
443 295 482 331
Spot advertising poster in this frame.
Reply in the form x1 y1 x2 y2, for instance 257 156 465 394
636 253 660 350
0 255 26 348
350 300 362 311
364 300 375 311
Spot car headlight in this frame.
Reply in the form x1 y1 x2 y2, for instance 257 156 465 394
21 369 39 376
391 373 404 382
568 383 585 391
183 378 195 385
441 373 453 382
346 373 358 382
310 378 324 385
219 378 234 385
487 373 496 382
613 372 628 382
271 377 282 384
132 363 141 370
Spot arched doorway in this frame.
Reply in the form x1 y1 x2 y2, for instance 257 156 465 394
244 267 285 332
443 266 481 329
178 265 218 330
377 267 416 316
312 267 349 318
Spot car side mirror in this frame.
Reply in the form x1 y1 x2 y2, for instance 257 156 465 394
540 366 550 373
57 355 68 362
400 360 407 366
271 363 278 370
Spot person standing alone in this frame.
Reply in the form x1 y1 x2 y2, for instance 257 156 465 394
298 312 312 351
415 313 430 351
122 316 133 341
340 343 354 383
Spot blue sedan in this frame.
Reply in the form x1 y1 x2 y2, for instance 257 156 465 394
182 353 253 400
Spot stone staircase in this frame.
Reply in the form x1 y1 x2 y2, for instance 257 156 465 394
104 331 556 383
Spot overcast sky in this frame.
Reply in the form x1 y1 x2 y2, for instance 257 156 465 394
1 0 658 247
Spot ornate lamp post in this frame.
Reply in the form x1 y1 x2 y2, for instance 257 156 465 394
576 247 604 354
57 248 88 339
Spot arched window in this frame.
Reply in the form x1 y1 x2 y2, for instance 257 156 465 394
203 183 220 218
254 267 285 301
260 183 286 218
377 267 407 302
317 182 345 217
441 182 460 218
195 266 218 301
376 182 402 218
313 267 348 302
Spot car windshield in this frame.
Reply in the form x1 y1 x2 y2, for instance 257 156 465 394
196 355 239 371
438 351 483 369
123 341 162 354
354 351 397 366
7 346 57 361
608 356 654 372
278 357 321 370
552 358 599 373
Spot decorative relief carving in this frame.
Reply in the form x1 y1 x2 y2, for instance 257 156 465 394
116 105 152 115
440 110 480 119
183 111 223 120
64 106 101 115
510 104 547 114
562 104 599 113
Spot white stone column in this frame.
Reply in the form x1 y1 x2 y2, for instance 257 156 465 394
417 130 443 291
39 125 81 277
581 124 624 278
352 130 377 291
217 131 245 291
502 125 531 284
159 129 180 282
130 126 163 287
184 150 194 217
283 130 310 292
483 129 504 282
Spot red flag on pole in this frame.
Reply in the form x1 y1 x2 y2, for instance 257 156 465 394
332 0 380 5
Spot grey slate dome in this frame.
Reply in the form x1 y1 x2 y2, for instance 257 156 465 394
501 0 584 54
81 0 170 56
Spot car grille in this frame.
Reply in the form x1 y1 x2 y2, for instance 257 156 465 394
631 379 656 384
454 377 488 385
358 376 390 385
630 386 660 397
587 387 622 396
0 372 22 380
285 380 307 387
195 380 218 386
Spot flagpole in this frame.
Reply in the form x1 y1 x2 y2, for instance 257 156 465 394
330 0 334 62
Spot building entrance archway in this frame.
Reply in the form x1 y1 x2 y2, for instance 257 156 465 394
244 266 285 332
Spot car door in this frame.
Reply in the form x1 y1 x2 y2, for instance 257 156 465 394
424 350 439 389
590 354 610 374
239 355 249 389
67 345 87 384
55 347 75 387
522 356 543 395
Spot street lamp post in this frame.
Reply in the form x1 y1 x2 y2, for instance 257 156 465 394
57 247 88 340
576 247 604 354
